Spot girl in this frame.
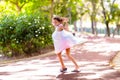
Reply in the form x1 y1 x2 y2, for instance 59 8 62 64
52 16 79 72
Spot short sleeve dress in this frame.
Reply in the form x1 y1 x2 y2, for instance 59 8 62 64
52 24 80 54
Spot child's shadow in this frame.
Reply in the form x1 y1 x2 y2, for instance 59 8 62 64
56 72 80 80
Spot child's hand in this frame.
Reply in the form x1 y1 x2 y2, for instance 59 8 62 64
63 18 69 23
62 17 69 23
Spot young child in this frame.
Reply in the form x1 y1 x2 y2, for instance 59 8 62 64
52 16 79 72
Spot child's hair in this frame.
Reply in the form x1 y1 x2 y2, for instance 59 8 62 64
53 16 63 23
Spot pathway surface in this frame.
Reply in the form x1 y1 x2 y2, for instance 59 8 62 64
0 36 120 80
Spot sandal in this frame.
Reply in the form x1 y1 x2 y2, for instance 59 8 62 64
71 69 80 72
60 68 67 72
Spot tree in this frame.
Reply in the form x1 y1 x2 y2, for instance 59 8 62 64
53 0 83 24
111 3 120 37
100 0 116 36
86 0 100 35
50 0 54 20
75 0 87 32
4 0 29 13
111 3 120 24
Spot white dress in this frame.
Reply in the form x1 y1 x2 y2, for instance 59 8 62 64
52 24 80 54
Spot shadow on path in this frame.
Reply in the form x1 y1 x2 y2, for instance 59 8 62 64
57 72 80 80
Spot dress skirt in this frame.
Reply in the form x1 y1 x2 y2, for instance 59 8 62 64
52 30 80 54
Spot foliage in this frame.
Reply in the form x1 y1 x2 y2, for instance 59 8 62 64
110 4 120 24
0 13 53 57
53 0 83 24
85 0 100 34
100 0 118 36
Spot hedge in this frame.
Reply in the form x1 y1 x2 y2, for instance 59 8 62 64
0 13 53 57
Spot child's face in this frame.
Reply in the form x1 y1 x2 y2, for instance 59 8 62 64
52 19 60 26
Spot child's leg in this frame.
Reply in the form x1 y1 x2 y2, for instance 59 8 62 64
57 52 66 69
65 48 79 70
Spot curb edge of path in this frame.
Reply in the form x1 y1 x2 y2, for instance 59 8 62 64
110 51 120 72
0 50 55 66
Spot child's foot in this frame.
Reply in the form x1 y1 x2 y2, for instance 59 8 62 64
60 68 67 72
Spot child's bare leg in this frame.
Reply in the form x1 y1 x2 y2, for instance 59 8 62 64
57 52 66 69
66 48 79 70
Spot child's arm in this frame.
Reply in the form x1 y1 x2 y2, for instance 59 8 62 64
63 22 69 31
62 17 69 31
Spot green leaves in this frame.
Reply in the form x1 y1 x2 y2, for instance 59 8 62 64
0 13 53 57
110 3 120 23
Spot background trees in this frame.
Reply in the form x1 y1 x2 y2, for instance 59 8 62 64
0 0 120 57
100 0 117 36
85 0 100 35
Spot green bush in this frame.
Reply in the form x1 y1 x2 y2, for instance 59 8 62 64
0 13 53 57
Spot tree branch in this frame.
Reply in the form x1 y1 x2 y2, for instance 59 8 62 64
10 1 18 5
20 2 27 9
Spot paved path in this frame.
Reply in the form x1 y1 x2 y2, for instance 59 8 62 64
0 36 120 80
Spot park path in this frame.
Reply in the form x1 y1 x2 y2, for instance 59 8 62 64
0 36 120 80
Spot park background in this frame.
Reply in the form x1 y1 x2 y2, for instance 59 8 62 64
0 0 120 58
0 0 120 80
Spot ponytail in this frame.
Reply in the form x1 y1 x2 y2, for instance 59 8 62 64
53 16 63 23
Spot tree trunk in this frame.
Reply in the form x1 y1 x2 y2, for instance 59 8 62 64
94 21 98 35
16 4 22 13
113 24 120 37
80 17 83 33
101 0 110 37
50 0 54 20
91 1 97 35
105 21 110 36
74 21 77 31
91 17 95 34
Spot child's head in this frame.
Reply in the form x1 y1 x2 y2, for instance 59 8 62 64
52 16 63 26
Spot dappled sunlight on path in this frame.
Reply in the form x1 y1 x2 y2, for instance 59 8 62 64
71 37 120 62
0 36 120 80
